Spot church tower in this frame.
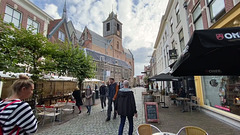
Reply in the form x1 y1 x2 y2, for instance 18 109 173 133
103 11 122 38
103 12 124 60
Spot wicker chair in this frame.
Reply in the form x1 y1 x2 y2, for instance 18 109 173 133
137 124 162 135
176 126 208 135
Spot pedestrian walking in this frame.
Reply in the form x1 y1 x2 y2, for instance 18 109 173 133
156 83 159 91
0 75 37 134
85 85 93 115
95 84 98 90
115 80 137 135
72 87 83 114
99 81 107 111
119 80 124 89
106 78 119 121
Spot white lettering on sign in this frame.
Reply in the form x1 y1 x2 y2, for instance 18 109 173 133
216 32 240 40
208 70 222 73
224 32 240 39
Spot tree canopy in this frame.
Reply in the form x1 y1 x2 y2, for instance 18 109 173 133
52 43 96 84
0 20 95 85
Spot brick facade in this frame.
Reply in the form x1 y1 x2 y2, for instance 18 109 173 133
48 20 69 44
187 0 236 35
225 0 234 12
0 0 45 33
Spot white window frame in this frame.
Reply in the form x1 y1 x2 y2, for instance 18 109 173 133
27 18 40 34
100 56 105 61
3 5 22 28
207 0 225 22
58 31 65 42
178 29 185 52
170 18 174 35
193 4 204 30
175 3 180 24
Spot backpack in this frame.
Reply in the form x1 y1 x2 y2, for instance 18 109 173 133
0 100 21 135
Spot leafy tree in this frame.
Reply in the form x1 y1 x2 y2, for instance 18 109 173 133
52 43 96 89
0 21 56 77
0 20 57 108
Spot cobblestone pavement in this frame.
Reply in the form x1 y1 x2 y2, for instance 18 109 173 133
36 87 145 135
36 87 240 135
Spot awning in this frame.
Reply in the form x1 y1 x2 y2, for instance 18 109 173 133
149 73 181 81
83 78 101 82
171 27 240 76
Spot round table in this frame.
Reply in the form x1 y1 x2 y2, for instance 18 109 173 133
152 132 176 135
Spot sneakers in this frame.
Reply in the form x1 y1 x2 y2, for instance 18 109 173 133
79 110 82 114
106 117 110 122
101 109 104 112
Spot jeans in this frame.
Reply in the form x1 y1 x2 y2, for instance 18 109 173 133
100 95 106 109
86 106 91 114
118 115 133 135
107 98 116 118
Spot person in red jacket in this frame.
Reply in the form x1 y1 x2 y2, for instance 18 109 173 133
115 80 137 135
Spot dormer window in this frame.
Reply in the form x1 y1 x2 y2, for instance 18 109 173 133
100 56 105 61
58 31 65 42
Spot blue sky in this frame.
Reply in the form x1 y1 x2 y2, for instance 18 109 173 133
30 0 169 76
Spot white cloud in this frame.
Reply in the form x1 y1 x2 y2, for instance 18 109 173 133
33 0 169 76
43 4 61 19
69 6 77 14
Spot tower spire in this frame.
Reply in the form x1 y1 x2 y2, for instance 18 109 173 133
62 0 67 18
112 4 113 12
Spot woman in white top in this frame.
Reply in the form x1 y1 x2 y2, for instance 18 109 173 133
0 75 37 135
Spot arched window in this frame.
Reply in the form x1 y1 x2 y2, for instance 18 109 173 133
117 41 119 49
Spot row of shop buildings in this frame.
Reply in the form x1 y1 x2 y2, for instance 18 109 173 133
0 0 134 85
148 0 240 129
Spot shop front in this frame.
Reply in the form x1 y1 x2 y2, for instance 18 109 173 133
195 3 240 124
172 3 240 127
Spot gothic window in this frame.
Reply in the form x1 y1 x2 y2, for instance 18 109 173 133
107 23 110 31
117 41 119 49
117 23 120 31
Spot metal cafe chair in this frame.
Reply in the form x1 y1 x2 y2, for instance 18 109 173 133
176 126 208 135
187 96 201 113
36 105 61 126
137 124 162 135
62 101 75 114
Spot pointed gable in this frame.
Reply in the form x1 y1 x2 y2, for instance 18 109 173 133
47 1 71 44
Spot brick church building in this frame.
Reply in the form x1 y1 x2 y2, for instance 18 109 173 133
79 12 134 84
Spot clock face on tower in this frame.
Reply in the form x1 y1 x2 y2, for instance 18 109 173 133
117 31 120 36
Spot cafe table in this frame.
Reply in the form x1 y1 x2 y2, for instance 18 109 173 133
152 132 176 135
175 97 190 112
153 94 163 104
50 103 66 121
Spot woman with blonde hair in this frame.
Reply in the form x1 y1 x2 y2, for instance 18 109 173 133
0 75 37 134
